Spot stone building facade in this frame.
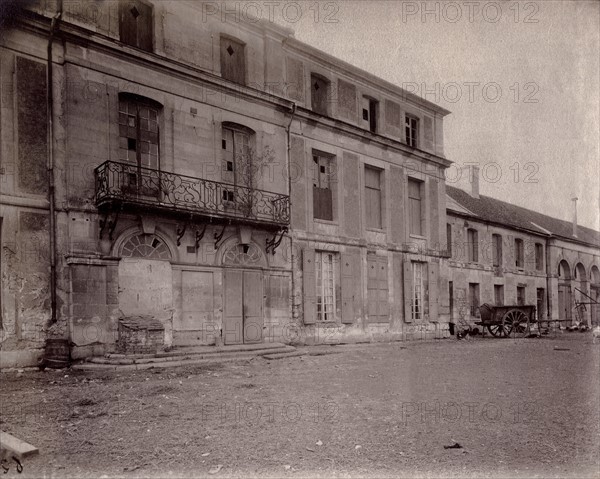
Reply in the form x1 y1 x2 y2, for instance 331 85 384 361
446 172 600 331
0 1 598 367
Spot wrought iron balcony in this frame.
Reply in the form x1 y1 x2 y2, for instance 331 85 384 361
95 161 290 227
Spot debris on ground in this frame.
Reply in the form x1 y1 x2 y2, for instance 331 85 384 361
443 442 463 449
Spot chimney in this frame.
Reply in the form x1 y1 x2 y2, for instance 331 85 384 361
455 164 480 199
571 196 578 237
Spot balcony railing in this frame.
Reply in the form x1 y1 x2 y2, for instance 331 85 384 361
95 161 290 227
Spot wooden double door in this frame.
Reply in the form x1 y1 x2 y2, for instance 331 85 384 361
223 269 263 345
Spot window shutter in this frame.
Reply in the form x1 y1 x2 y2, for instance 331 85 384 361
136 1 153 52
378 256 389 321
423 116 434 151
302 249 316 324
428 262 439 322
341 253 355 324
403 260 413 322
119 2 138 47
367 254 378 323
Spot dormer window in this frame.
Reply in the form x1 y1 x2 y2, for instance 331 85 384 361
119 0 153 52
220 36 246 85
361 96 378 133
311 74 330 116
405 114 419 148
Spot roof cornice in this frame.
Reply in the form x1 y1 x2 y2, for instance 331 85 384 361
282 37 451 118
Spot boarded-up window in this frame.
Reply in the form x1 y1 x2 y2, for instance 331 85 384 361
537 288 545 318
408 178 423 235
385 100 401 129
313 154 333 221
220 36 246 85
405 114 419 148
119 0 153 52
469 283 480 317
411 262 429 321
535 243 544 271
315 251 339 322
367 254 389 323
515 238 524 268
337 79 357 120
16 56 48 194
492 234 502 267
285 57 305 102
311 74 329 116
494 285 504 305
365 166 382 229
467 228 478 263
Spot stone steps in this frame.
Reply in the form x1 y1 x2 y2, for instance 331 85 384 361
72 343 297 371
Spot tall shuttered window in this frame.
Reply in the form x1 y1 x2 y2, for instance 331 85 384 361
311 74 330 116
365 166 383 229
515 238 524 268
313 154 333 221
469 283 480 317
408 178 423 236
119 0 153 52
467 228 478 263
535 243 544 271
492 234 502 267
220 36 246 85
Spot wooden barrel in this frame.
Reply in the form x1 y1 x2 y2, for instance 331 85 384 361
39 339 70 369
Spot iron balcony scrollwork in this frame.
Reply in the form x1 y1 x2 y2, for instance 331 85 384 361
94 161 290 227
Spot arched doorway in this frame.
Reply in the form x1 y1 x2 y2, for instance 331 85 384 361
116 232 174 341
590 265 600 326
221 240 267 345
557 260 572 323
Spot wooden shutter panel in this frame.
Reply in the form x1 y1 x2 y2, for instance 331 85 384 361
403 260 413 323
119 2 138 47
341 253 355 324
423 116 434 151
302 249 316 324
136 1 153 52
428 262 439 322
378 256 389 321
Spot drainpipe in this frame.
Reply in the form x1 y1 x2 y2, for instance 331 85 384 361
285 102 297 324
47 0 63 324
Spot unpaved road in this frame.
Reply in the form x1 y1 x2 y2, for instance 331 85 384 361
1 333 599 478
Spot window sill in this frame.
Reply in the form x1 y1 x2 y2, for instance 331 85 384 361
314 218 338 226
409 234 426 240
366 227 386 233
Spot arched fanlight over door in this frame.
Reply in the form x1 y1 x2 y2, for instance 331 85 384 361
120 233 172 260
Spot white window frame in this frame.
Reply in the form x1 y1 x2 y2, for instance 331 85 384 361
411 262 428 321
316 251 337 322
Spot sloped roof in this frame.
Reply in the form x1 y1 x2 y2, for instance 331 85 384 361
446 186 600 248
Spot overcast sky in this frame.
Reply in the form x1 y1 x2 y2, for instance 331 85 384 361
266 0 600 230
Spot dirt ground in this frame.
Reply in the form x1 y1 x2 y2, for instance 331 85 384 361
1 332 599 479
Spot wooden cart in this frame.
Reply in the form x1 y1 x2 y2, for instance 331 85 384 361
475 304 537 337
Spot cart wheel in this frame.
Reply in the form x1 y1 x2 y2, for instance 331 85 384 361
503 309 529 336
487 323 512 337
